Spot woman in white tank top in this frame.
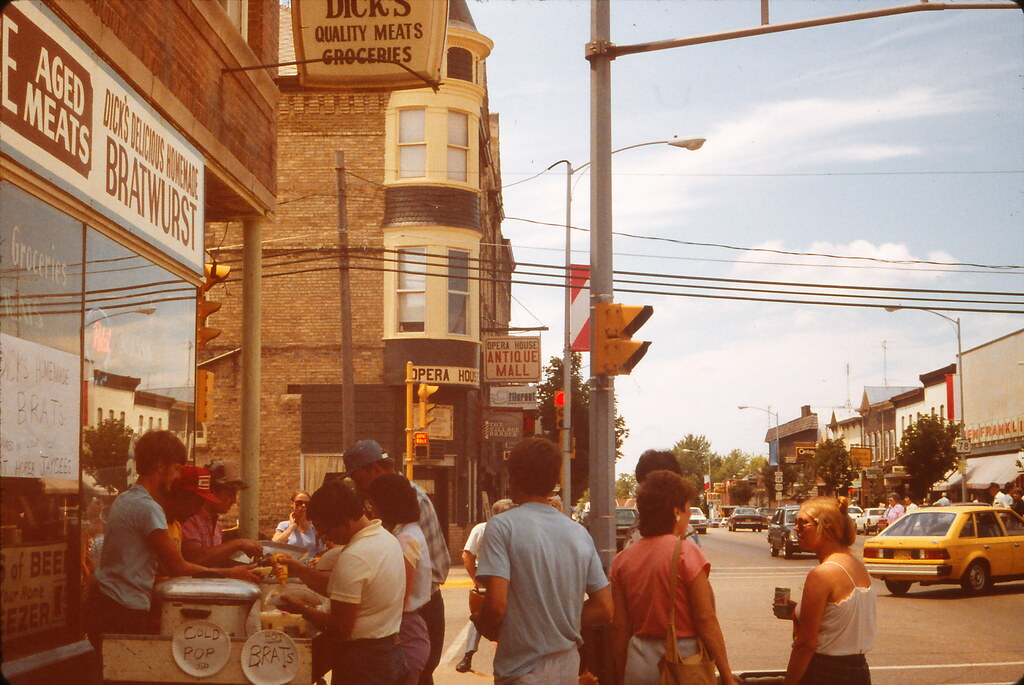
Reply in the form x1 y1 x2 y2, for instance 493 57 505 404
780 496 876 685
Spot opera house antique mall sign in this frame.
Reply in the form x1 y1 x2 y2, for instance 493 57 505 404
291 0 449 89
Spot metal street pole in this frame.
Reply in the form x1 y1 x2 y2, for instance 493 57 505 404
563 161 574 515
588 0 615 569
886 307 967 501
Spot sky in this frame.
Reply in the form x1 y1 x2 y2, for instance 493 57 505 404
466 0 1024 476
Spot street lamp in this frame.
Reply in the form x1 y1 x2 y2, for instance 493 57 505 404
885 306 967 502
546 137 705 520
739 405 781 504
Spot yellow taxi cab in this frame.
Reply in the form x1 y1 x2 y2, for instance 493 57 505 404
863 505 1024 596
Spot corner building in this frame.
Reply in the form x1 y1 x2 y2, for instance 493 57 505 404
0 1 277 682
202 0 511 554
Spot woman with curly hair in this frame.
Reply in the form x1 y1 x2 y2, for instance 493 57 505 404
781 496 876 685
610 470 738 685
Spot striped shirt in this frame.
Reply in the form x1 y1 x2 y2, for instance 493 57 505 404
412 481 450 590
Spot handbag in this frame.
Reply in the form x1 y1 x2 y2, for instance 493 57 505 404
658 536 717 685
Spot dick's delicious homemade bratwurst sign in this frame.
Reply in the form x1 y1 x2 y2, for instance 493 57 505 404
0 2 204 274
292 0 449 89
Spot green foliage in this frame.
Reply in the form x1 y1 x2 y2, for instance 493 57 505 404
82 419 135 492
537 353 628 510
672 434 714 495
615 473 637 500
813 438 856 497
728 480 754 504
897 415 960 498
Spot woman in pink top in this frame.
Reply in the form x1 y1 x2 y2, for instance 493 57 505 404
780 497 876 685
610 471 738 685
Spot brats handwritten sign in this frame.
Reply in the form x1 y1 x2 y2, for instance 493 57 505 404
0 334 79 479
291 0 449 89
0 2 204 274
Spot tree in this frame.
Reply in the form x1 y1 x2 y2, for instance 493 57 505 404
728 480 754 504
814 438 856 497
615 473 637 500
82 419 135 493
537 353 629 510
672 434 715 495
897 415 960 499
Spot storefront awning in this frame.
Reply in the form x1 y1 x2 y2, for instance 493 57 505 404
934 452 1022 491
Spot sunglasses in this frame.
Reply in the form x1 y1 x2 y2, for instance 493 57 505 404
794 517 817 529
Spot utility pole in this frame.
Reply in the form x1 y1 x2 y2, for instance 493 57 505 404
337 152 355 449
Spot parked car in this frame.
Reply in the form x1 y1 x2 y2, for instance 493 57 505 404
856 507 886 534
615 507 639 551
847 505 863 526
863 505 1024 596
727 506 767 532
690 507 709 535
767 506 811 558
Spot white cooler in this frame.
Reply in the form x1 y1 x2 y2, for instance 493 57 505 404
155 577 261 638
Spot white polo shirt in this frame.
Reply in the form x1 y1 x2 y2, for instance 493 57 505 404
327 519 405 639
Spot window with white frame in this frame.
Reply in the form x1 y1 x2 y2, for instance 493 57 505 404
217 0 248 38
447 111 469 182
398 247 427 332
447 249 470 335
399 109 427 178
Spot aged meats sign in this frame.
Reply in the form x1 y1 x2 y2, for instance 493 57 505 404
292 0 449 89
0 2 204 274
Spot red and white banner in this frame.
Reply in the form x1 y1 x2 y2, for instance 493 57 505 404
703 475 711 493
569 264 590 352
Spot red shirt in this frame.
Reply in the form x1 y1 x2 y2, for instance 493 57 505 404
610 534 710 638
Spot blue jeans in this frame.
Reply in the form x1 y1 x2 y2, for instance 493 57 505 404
334 636 408 685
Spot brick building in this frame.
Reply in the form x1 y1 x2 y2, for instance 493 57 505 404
1 1 277 681
201 0 512 554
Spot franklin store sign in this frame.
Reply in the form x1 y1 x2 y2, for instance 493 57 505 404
291 0 449 89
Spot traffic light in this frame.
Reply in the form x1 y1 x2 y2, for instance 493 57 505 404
197 263 231 350
413 431 429 459
195 369 213 423
554 391 565 429
591 302 653 375
417 383 438 431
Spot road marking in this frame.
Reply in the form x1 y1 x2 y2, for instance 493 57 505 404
441 620 472 667
870 661 1024 670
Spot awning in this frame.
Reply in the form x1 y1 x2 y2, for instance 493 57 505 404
934 452 1022 491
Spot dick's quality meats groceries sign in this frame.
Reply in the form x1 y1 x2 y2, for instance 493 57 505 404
1 2 204 274
292 0 449 89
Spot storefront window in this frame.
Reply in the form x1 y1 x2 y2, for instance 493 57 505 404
1 182 84 660
0 182 198 663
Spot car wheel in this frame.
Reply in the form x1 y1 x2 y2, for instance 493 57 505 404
770 541 779 557
728 523 735 532
783 544 793 559
884 579 912 596
960 560 992 595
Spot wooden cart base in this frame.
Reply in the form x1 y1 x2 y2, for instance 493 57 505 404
102 634 327 684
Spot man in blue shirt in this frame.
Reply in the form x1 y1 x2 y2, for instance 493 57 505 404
473 438 612 684
91 431 256 640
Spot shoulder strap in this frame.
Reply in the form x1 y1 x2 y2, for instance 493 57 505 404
664 536 684 658
822 559 857 586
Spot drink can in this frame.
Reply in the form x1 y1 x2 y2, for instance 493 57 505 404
774 587 790 605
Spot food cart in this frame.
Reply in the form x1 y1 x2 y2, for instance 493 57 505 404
102 545 330 685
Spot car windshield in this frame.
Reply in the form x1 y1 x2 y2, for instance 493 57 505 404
848 507 863 514
783 509 798 524
865 508 884 516
733 508 758 515
690 509 705 518
879 512 956 537
616 509 638 525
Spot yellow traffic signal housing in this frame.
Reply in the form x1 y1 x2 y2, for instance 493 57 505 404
592 302 653 375
197 263 230 351
417 383 439 430
554 390 565 430
195 369 213 424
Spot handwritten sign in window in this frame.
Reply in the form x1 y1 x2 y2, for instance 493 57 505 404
0 334 80 478
0 544 69 641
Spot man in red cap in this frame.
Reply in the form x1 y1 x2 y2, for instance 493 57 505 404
181 459 262 566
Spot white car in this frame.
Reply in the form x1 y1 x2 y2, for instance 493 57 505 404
856 507 886 534
847 505 863 526
690 508 708 534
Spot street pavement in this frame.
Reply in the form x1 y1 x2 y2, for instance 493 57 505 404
429 528 1024 685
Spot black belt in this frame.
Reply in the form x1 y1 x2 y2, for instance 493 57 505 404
345 633 400 647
